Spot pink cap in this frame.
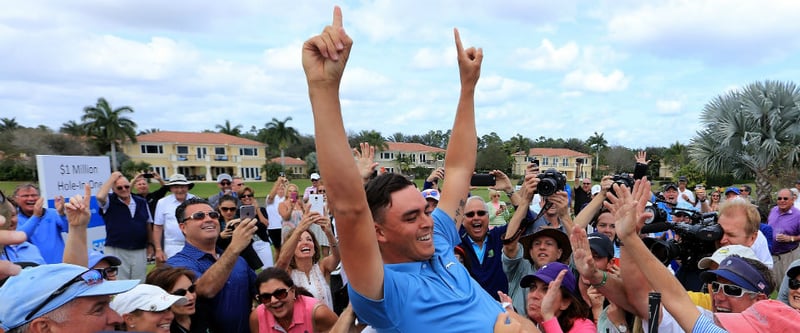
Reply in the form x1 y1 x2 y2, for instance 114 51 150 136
715 300 800 332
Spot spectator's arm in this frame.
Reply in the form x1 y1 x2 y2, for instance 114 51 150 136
573 175 612 229
96 171 122 207
503 173 537 258
195 218 258 297
62 184 91 266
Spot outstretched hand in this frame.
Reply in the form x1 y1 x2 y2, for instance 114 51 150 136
454 28 482 88
354 142 378 181
65 184 92 228
603 178 652 240
302 6 353 86
0 215 25 280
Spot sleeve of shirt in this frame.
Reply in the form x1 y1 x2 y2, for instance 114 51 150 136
166 255 203 278
432 208 459 255
502 245 523 276
541 317 564 333
53 209 69 233
691 314 728 333
99 198 110 213
347 268 405 331
153 199 166 226
16 214 42 238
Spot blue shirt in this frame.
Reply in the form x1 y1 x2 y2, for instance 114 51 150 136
16 208 68 264
167 242 256 333
0 241 46 264
348 208 503 332
460 225 509 300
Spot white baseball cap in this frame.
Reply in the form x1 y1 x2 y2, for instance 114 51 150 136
697 245 758 269
110 284 187 315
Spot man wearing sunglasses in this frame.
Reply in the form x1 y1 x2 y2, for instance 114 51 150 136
208 173 237 209
0 263 138 333
96 171 152 281
458 196 509 301
167 197 257 333
768 188 800 283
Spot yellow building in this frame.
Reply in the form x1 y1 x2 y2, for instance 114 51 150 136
270 156 308 178
122 131 267 181
511 148 592 181
373 142 446 174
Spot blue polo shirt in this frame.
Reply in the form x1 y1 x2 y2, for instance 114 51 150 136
16 208 68 264
1 241 46 264
349 208 503 332
167 242 256 333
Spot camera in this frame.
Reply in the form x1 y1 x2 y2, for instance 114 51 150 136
536 168 566 196
642 212 722 265
610 173 634 196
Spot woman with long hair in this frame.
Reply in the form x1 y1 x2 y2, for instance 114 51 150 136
276 211 339 310
145 266 198 333
216 195 269 270
708 190 722 212
487 189 509 228
521 262 596 332
249 267 338 333
279 183 305 242
266 176 289 250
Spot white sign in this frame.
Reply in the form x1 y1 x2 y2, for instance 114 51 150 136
36 155 110 252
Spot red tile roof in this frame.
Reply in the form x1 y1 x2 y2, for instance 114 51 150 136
136 131 265 146
384 142 445 153
528 148 590 157
270 157 306 166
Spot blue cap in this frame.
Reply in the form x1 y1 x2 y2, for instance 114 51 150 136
672 201 698 216
0 264 139 330
700 255 771 295
88 251 121 268
725 187 741 195
519 262 577 296
588 232 614 259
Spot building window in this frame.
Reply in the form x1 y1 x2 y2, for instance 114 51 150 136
196 147 207 159
542 157 549 166
214 147 227 161
240 167 261 179
150 166 166 179
380 152 394 160
419 154 426 162
562 158 569 167
140 145 163 154
176 146 189 154
239 147 258 156
385 167 394 173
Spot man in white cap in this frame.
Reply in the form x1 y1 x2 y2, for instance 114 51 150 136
208 173 235 209
0 263 138 333
153 174 196 263
303 172 321 203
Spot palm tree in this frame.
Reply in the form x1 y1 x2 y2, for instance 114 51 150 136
506 133 532 154
690 80 800 209
264 117 301 171
137 128 161 135
215 120 243 136
81 97 138 171
350 130 388 151
60 120 86 137
586 131 608 177
663 141 688 175
0 117 22 132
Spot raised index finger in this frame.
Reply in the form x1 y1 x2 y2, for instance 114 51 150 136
453 28 464 54
83 183 91 206
332 6 343 28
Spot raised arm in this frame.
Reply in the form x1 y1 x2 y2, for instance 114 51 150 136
304 7 384 300
96 171 122 206
195 217 258 297
438 28 482 228
275 211 318 270
607 179 702 332
573 175 612 229
62 184 91 266
503 173 537 258
268 177 287 203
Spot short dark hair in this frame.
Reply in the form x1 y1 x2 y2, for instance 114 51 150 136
364 173 414 224
255 267 313 298
218 194 237 207
175 197 212 223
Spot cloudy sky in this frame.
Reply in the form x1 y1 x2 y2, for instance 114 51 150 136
3 0 800 148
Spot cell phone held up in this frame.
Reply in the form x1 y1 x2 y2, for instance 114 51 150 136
143 173 154 179
470 173 496 187
239 205 256 220
309 194 325 215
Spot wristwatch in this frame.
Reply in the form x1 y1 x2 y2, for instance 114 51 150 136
616 324 627 333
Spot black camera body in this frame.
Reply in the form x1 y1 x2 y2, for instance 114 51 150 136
643 212 722 265
536 168 566 196
610 173 634 196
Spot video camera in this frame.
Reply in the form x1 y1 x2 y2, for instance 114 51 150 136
641 211 722 265
536 168 566 196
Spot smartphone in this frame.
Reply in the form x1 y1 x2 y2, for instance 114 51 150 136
239 205 256 219
309 194 325 215
531 159 539 167
290 192 298 202
143 173 154 179
470 173 496 187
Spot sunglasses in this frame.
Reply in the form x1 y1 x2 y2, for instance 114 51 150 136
710 281 757 298
465 210 487 218
219 207 237 212
789 278 800 290
255 288 290 303
316 190 326 194
219 181 231 186
241 194 254 198
778 197 791 201
94 266 119 279
116 185 131 191
26 269 103 320
181 211 220 222
582 183 591 185
172 284 196 296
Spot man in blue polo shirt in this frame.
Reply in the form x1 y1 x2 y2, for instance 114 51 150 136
13 183 68 264
167 197 257 333
306 8 505 332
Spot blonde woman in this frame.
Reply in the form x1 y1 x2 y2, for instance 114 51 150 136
279 183 306 242
487 189 509 228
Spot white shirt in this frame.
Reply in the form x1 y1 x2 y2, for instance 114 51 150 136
153 193 196 248
266 195 285 229
677 188 695 206
752 230 774 269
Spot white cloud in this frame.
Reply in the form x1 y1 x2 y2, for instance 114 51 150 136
515 39 579 71
410 48 451 69
606 0 800 63
562 69 629 92
656 99 682 114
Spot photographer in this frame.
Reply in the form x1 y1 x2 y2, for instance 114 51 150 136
527 168 572 235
